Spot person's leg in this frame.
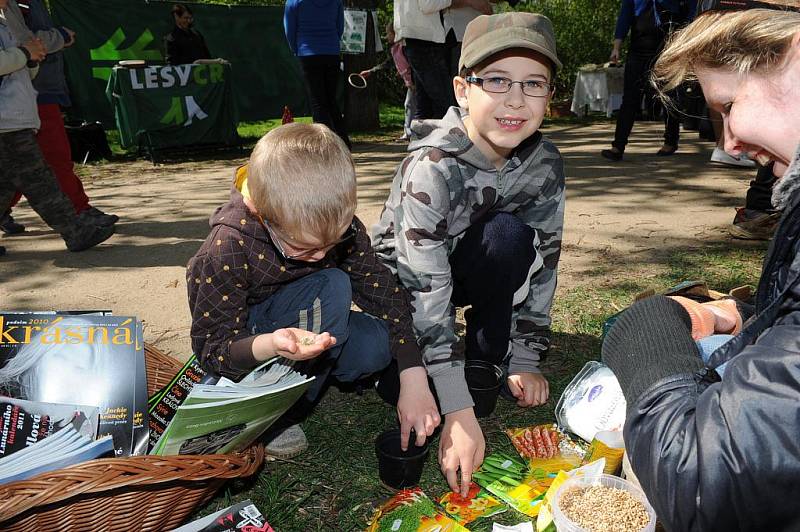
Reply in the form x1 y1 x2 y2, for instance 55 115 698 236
609 53 650 154
402 88 415 139
319 55 351 149
660 86 681 153
731 162 782 240
0 130 113 251
247 268 353 404
696 334 735 377
300 55 336 131
450 212 540 365
247 268 353 455
403 39 456 120
36 103 90 213
408 62 432 120
329 311 392 384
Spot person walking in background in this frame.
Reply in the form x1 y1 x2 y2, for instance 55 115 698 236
358 22 416 141
0 0 114 255
393 0 492 121
164 3 211 66
283 0 351 149
1 0 117 236
600 0 695 161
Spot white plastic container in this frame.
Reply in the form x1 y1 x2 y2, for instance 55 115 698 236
551 473 656 532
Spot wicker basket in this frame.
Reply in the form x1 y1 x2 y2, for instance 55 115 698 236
0 344 265 531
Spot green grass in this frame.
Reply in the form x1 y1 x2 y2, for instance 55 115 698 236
193 242 767 531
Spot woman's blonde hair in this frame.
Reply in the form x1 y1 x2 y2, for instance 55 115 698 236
653 9 800 100
247 122 357 243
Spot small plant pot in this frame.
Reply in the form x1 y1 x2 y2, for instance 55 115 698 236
375 429 429 489
465 360 503 418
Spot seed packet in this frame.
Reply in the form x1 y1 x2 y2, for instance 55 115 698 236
472 453 548 518
505 424 585 487
439 482 508 525
366 487 469 532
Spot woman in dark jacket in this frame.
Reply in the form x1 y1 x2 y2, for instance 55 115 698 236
164 3 211 66
602 7 800 531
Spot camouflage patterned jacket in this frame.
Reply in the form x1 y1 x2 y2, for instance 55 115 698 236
371 107 565 414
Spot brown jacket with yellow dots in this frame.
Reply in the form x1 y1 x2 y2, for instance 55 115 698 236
186 168 423 381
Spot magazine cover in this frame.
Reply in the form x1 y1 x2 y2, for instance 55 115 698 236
151 361 313 456
147 353 217 452
0 397 99 459
0 313 145 457
170 499 274 532
131 319 149 455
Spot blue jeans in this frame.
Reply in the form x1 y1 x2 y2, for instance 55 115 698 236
696 334 735 378
247 269 392 411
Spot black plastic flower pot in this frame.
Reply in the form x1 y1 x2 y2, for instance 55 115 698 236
465 360 503 418
375 428 429 489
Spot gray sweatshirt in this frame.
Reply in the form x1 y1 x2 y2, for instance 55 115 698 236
372 106 565 414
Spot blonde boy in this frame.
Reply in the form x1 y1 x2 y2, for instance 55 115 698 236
372 13 565 495
187 123 424 457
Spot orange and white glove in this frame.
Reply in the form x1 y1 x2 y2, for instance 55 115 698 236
667 296 742 340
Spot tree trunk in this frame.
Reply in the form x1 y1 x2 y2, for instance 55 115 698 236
342 0 380 132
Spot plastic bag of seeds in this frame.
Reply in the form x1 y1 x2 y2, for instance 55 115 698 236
535 459 606 532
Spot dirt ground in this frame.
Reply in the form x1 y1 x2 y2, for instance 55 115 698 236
0 121 756 359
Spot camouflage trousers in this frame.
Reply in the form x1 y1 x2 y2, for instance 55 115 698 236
0 129 77 236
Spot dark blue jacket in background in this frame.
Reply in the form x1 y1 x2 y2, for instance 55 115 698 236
614 0 696 42
20 0 70 106
283 0 344 57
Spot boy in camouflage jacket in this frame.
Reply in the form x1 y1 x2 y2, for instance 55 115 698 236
372 12 565 496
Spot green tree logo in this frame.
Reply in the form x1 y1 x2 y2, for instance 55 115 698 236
90 28 163 81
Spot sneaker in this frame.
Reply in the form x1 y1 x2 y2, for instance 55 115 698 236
710 147 756 168
82 206 119 227
729 207 781 240
63 222 115 251
600 148 623 161
264 424 308 458
0 210 25 235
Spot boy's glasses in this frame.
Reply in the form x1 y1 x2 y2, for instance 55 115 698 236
258 215 357 261
465 76 552 97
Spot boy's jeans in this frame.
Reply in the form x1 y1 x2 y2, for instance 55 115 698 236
247 269 392 416
377 212 540 406
450 212 540 366
697 334 735 378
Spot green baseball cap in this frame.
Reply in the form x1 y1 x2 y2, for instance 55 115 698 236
459 12 561 72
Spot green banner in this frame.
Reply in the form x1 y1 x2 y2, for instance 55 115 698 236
107 63 238 150
51 0 309 128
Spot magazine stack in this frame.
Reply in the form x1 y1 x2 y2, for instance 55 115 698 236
0 312 149 484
